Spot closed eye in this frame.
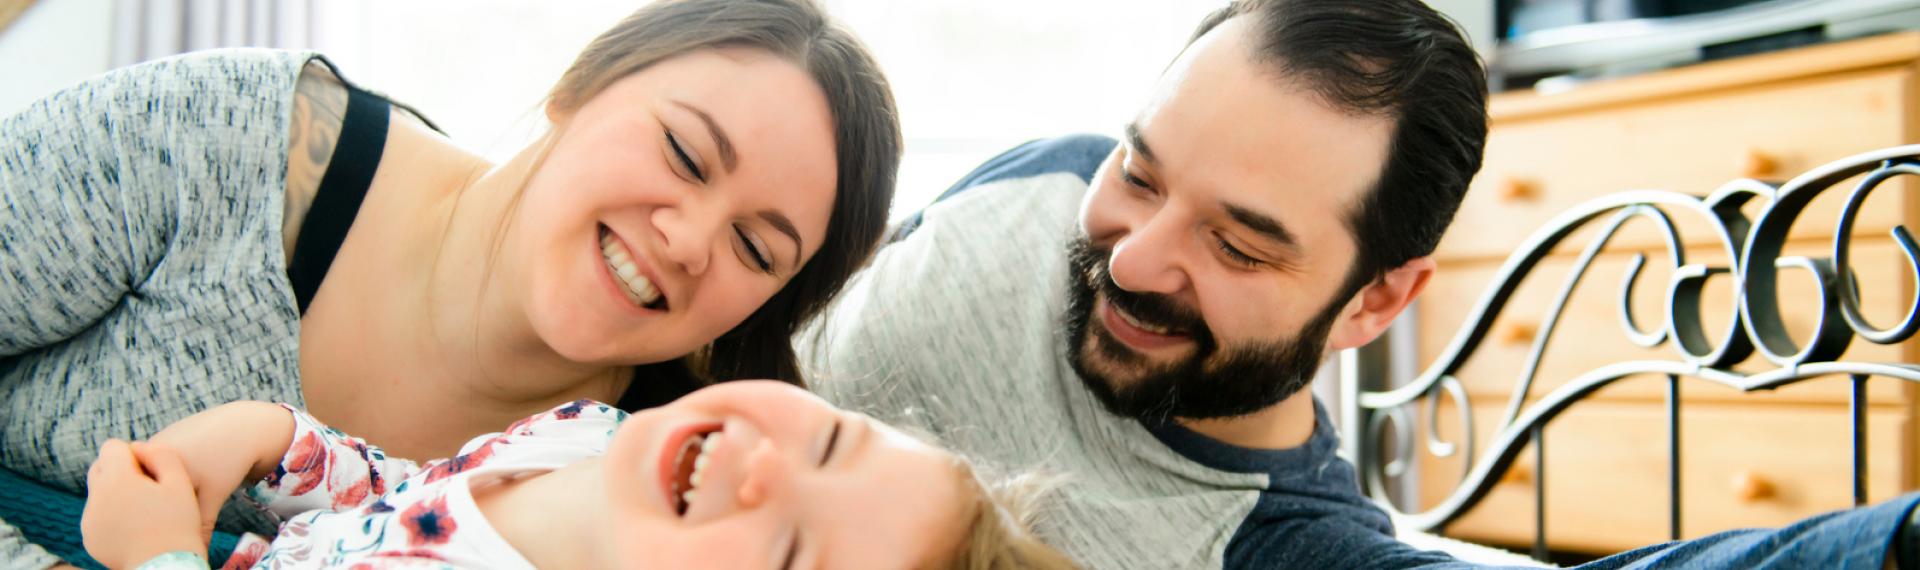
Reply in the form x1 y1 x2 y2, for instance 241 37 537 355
819 420 841 467
666 130 704 182
1215 233 1264 268
779 531 800 570
734 226 772 273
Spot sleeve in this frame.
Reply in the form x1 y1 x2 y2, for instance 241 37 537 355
133 551 211 570
244 406 423 518
887 134 1115 241
0 59 186 358
0 520 63 570
1226 515 1487 570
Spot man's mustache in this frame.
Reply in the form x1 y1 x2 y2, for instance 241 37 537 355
1083 246 1209 340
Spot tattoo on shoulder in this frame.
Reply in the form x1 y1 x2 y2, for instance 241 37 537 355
283 61 351 262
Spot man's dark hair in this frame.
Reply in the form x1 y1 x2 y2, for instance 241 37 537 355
1190 0 1488 298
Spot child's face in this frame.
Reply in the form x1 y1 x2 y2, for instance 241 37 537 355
601 381 968 568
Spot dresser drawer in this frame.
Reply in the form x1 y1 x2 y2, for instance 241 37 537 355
1413 401 1913 554
1418 238 1915 406
1437 67 1914 262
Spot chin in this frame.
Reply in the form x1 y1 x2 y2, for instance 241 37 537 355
529 303 628 365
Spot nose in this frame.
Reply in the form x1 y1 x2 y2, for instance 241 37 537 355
734 439 789 509
649 201 724 276
1106 208 1191 296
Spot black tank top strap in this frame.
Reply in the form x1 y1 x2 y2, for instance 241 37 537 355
287 84 389 314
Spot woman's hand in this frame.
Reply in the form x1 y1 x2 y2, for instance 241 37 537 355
147 402 296 543
81 440 206 570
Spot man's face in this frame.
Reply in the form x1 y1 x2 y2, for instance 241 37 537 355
1066 18 1396 423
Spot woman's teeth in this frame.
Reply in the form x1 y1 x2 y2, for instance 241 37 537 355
600 231 664 309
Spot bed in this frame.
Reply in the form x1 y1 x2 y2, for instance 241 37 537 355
1343 144 1920 565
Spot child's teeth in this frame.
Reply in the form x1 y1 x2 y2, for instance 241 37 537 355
683 489 697 507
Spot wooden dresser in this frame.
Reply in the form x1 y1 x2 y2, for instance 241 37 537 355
1414 32 1920 554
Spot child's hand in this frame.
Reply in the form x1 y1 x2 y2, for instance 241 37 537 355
147 402 296 543
82 440 206 570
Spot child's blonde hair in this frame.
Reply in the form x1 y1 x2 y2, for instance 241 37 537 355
943 464 1079 570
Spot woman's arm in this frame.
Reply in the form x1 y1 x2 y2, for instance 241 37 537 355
0 61 181 358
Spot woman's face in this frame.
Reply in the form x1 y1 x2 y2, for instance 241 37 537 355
512 47 839 366
601 381 967 569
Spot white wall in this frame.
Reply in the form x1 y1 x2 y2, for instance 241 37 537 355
0 0 114 117
1428 0 1497 55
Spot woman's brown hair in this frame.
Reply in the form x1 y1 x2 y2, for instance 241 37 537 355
542 0 899 408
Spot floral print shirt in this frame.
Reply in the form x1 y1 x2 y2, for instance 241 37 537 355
144 399 628 570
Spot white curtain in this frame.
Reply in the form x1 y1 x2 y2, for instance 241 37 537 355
111 0 318 67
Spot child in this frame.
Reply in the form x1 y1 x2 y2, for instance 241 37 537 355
81 381 1077 569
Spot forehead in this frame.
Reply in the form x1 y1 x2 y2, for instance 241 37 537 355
1135 18 1393 249
591 47 840 254
819 424 968 568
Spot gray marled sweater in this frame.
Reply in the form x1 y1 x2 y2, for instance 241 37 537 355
0 48 315 569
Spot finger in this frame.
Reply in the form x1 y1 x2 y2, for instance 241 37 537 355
130 441 191 490
87 439 135 489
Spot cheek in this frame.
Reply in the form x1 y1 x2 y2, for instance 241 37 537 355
688 274 782 334
1194 273 1290 341
611 521 768 568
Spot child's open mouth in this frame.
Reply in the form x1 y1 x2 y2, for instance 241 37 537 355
667 424 725 516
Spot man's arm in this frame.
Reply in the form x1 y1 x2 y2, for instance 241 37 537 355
1228 516 1489 570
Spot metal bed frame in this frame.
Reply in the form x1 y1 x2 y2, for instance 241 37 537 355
1339 145 1920 562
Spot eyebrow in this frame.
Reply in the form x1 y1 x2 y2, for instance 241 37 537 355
759 209 803 264
1124 122 1158 164
1223 202 1300 250
671 100 737 174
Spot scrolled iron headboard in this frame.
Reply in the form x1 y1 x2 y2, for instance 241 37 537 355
1339 144 1920 561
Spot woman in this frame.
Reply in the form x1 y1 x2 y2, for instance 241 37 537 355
0 0 896 567
81 381 1078 569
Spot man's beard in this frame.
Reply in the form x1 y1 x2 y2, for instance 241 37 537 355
1062 237 1344 425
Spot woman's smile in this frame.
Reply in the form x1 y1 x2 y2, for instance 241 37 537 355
596 223 670 314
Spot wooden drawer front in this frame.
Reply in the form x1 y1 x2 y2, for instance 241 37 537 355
1418 238 1914 405
1437 67 1912 262
1414 401 1911 554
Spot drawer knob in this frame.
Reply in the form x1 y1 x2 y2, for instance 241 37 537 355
1741 149 1779 179
1731 471 1774 503
1497 177 1538 203
1498 321 1538 347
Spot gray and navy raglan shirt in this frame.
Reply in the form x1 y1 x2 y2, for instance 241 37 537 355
1 49 318 568
797 135 1920 569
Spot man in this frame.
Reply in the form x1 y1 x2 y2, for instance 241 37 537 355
800 0 1920 568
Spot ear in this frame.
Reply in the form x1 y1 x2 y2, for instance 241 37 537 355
545 98 573 126
1326 256 1435 351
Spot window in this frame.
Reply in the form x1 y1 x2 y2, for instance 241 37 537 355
317 0 1229 219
